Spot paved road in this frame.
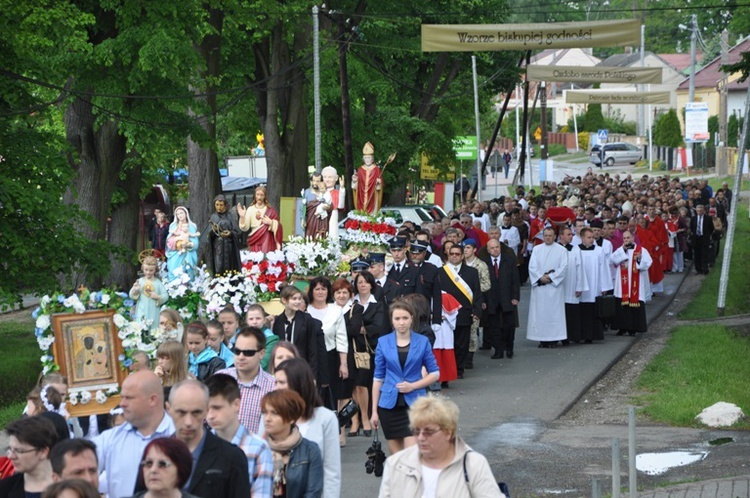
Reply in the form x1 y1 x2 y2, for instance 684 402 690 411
639 476 750 498
340 270 687 496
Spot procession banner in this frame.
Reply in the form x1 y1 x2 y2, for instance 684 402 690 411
565 90 671 105
422 19 640 52
527 65 663 84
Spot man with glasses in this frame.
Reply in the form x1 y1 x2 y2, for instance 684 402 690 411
167 379 250 497
436 243 483 379
216 327 276 435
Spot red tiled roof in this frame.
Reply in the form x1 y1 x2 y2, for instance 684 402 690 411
657 54 694 73
677 37 750 90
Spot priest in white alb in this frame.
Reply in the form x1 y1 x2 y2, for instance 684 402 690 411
560 227 587 344
527 227 568 348
610 230 652 336
577 227 614 343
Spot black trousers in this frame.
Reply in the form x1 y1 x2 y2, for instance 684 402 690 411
487 310 517 352
453 324 471 374
693 235 710 272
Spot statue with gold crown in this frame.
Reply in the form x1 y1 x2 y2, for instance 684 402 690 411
351 142 384 215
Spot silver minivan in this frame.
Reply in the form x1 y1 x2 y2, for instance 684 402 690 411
590 142 643 167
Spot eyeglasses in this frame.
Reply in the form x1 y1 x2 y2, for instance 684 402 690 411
6 446 38 456
232 347 259 357
411 427 442 437
141 459 173 469
448 252 462 256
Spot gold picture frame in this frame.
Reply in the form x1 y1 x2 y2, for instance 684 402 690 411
51 310 125 417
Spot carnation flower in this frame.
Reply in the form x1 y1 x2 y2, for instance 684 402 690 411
95 390 108 404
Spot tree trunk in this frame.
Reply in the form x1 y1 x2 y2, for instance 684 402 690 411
253 21 311 210
107 159 142 289
63 96 127 287
187 6 223 232
338 24 355 212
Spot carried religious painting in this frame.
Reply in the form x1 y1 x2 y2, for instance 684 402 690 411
51 310 125 416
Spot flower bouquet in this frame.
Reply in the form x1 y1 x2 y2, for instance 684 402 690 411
241 250 292 302
340 210 397 252
204 271 257 318
283 236 343 278
163 265 210 322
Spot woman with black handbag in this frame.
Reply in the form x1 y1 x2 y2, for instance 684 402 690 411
349 271 385 437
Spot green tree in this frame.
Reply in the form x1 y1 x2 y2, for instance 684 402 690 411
584 103 605 132
653 109 684 147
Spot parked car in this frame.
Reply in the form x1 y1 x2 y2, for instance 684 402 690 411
379 206 434 225
590 142 643 167
338 206 433 231
412 204 448 221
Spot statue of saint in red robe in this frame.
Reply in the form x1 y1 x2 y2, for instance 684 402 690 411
351 142 383 215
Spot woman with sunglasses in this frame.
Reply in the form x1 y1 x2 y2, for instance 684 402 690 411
378 396 504 498
130 438 198 498
0 417 59 498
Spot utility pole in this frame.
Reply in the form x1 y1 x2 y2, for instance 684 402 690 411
472 55 482 202
718 29 729 175
312 5 322 172
540 81 549 184
638 24 645 138
686 14 698 159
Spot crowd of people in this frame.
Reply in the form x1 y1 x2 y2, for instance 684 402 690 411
2 167 730 498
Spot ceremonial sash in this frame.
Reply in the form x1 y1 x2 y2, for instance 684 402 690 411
620 245 641 308
443 265 473 304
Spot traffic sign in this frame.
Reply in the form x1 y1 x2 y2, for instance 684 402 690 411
597 129 609 141
453 136 477 160
534 127 542 141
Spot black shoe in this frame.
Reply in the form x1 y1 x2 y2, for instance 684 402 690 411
584 340 593 344
506 350 514 359
491 351 504 359
457 372 464 379
616 330 626 336
362 429 372 437
441 381 450 388
479 345 491 351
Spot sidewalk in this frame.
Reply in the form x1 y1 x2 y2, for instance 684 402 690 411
639 475 750 497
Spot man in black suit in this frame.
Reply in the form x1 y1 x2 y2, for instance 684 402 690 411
388 236 419 295
436 242 483 379
482 239 521 359
690 203 714 274
409 241 442 327
168 380 250 498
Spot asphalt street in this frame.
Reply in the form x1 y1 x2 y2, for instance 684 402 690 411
340 269 687 496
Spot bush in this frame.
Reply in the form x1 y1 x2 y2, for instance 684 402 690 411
0 318 40 410
578 132 590 151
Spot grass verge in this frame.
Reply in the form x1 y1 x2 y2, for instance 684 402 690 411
634 324 750 428
0 317 41 428
678 202 750 319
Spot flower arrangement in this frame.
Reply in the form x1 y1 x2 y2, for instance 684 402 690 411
241 250 292 302
204 271 258 318
163 265 210 321
340 210 397 251
283 236 343 278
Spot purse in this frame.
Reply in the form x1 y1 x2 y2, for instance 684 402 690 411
353 338 371 370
